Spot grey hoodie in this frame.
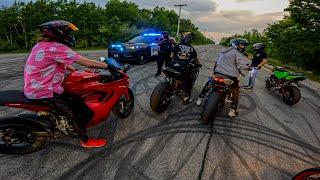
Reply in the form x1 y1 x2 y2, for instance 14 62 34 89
214 47 249 78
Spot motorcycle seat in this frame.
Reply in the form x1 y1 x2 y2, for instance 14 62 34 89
162 67 183 76
275 67 288 72
0 90 41 106
289 72 304 76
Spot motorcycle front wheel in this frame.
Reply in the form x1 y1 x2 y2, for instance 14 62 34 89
0 118 46 155
201 91 224 125
292 167 320 180
150 82 173 113
112 88 135 118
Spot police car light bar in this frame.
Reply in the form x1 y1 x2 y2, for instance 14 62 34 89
111 44 122 48
143 33 162 36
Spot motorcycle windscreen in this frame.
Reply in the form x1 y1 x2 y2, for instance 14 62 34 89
106 58 123 69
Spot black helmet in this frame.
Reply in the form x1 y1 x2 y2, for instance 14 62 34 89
39 20 79 47
230 38 249 53
163 31 169 38
253 43 265 51
181 32 193 44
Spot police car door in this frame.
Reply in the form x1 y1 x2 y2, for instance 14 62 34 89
150 38 160 57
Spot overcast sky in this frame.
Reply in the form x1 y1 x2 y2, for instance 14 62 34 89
1 0 289 35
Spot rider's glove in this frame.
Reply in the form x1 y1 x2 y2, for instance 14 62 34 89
196 64 202 68
108 64 118 72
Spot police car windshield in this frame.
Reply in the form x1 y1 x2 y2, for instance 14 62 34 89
129 35 160 44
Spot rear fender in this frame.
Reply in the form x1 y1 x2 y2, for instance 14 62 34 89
0 114 50 131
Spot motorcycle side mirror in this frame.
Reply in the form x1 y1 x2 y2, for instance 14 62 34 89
100 57 106 62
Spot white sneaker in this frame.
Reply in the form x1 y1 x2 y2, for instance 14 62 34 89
196 98 203 106
183 97 193 104
228 108 237 118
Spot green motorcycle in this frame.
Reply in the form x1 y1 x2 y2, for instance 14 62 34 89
265 67 306 105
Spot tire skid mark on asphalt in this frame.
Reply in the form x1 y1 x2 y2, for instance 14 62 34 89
221 109 260 180
250 93 320 161
213 118 320 155
300 114 320 146
168 133 208 180
115 135 175 180
197 120 214 180
213 121 320 165
57 104 211 179
227 141 294 178
301 98 320 118
300 84 320 100
256 104 320 164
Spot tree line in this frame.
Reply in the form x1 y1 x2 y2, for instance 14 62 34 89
220 0 320 74
0 0 213 52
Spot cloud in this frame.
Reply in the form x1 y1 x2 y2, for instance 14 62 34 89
130 0 218 14
196 10 287 33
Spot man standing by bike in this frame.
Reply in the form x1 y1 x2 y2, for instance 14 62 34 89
244 43 268 91
196 38 249 117
155 31 175 77
172 32 202 104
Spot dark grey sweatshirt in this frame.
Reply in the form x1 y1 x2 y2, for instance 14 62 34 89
214 47 249 78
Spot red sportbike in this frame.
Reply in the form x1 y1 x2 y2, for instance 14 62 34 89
0 58 134 154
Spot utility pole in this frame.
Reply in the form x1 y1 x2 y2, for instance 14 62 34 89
174 4 187 37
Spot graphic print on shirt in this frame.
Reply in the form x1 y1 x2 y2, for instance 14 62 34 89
177 45 193 60
25 65 36 75
25 92 37 99
31 79 44 89
41 64 57 77
49 47 57 53
52 73 64 84
35 49 45 62
67 50 75 59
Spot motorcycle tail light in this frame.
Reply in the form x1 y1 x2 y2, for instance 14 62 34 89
213 77 225 83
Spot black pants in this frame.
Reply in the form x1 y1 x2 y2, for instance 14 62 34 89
157 52 171 74
183 74 193 97
45 92 93 142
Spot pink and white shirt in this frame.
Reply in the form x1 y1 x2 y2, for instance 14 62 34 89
24 42 80 99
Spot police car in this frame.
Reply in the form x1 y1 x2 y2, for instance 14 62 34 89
108 33 166 64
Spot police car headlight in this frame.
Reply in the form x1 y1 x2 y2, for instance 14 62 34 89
129 46 135 50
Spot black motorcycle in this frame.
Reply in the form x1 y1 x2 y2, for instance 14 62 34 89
200 74 235 124
150 59 200 113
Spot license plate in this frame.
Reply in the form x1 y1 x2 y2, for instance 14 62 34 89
114 54 119 58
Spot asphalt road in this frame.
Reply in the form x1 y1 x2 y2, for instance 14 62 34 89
0 45 320 180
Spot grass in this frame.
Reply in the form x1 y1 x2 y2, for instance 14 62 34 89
267 58 320 83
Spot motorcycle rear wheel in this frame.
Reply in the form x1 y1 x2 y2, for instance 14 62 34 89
0 118 46 155
282 85 301 105
112 88 135 118
201 91 223 125
150 82 172 113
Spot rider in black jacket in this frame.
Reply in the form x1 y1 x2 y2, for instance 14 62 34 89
172 32 202 104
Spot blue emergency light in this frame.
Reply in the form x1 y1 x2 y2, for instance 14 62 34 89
111 44 122 48
143 33 162 36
